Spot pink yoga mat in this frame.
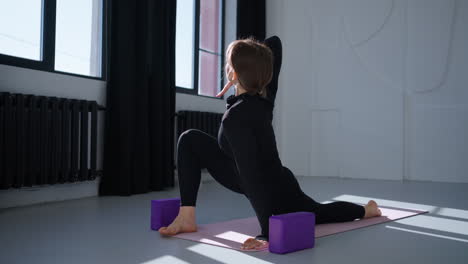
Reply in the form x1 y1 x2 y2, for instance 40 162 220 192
170 206 427 252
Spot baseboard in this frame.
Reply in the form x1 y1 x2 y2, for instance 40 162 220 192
173 169 214 185
201 171 214 182
0 178 100 209
1 170 214 210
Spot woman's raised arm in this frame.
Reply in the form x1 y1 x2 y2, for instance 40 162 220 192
263 36 282 107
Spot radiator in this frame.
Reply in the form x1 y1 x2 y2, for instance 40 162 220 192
176 110 223 139
0 92 102 189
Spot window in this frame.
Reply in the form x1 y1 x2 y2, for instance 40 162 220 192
176 0 195 89
176 0 224 98
0 0 107 79
55 0 103 77
0 0 42 61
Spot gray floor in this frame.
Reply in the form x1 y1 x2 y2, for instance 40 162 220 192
1 176 468 264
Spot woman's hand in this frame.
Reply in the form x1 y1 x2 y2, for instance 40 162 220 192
216 80 235 98
240 237 269 250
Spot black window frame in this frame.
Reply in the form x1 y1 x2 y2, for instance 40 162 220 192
0 0 109 81
176 0 225 100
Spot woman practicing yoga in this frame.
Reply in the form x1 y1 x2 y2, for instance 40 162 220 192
159 36 382 250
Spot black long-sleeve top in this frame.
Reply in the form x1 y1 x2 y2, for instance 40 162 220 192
217 36 303 241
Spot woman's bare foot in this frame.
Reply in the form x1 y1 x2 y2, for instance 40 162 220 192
363 200 382 218
158 206 198 236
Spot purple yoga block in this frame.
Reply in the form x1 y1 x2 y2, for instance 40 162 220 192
151 198 181 231
269 212 315 254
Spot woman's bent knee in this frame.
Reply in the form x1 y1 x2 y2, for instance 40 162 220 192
178 129 205 148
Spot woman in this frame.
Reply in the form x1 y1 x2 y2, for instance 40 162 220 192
159 36 382 250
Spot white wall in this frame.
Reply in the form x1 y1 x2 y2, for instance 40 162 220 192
266 0 468 183
0 65 106 103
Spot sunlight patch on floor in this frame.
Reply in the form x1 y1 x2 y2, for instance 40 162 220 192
396 214 468 236
436 207 468 220
199 238 230 247
332 194 468 220
215 231 251 242
332 194 436 211
140 255 191 264
187 244 273 264
333 194 468 238
386 226 468 243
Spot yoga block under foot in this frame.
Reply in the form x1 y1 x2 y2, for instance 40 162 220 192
151 198 181 231
269 212 315 254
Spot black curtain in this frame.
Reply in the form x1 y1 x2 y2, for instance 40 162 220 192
236 0 266 40
99 0 176 195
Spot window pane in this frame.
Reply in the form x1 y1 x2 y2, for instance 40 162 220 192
198 51 220 97
176 0 195 89
55 0 103 77
0 0 42 60
199 0 220 53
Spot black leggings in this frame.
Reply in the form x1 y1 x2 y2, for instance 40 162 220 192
176 129 365 224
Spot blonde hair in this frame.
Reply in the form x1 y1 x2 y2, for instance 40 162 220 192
225 38 273 97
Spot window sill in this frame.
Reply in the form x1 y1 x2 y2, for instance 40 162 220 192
176 86 224 100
